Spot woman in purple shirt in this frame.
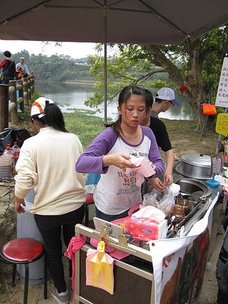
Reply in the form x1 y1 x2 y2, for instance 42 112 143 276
76 86 165 221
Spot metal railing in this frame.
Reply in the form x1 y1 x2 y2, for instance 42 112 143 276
0 76 35 130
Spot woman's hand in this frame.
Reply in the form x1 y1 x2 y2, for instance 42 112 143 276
102 153 136 169
149 177 165 192
163 171 173 187
15 197 26 213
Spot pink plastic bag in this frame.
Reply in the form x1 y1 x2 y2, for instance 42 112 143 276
123 206 167 240
124 217 159 241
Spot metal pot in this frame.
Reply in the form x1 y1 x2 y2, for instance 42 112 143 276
175 154 212 180
175 178 212 200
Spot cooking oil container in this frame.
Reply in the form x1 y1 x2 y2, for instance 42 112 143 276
0 154 12 178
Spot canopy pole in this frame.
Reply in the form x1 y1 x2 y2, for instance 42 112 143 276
103 1 108 124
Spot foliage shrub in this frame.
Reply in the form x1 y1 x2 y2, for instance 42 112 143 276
18 98 108 149
64 110 105 148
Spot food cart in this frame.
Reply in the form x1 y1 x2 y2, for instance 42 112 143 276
73 177 221 304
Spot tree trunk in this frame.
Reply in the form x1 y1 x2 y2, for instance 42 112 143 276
187 39 205 131
144 40 207 132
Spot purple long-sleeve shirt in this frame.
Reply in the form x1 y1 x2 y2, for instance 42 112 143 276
76 126 165 215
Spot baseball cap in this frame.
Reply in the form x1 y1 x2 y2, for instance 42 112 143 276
31 97 54 118
156 87 182 106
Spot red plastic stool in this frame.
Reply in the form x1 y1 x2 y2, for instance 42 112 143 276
84 193 94 226
0 238 47 304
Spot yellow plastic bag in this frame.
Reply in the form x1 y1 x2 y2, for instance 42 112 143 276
86 240 114 294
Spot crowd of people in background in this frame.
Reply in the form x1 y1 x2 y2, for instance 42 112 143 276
0 51 16 84
0 50 31 84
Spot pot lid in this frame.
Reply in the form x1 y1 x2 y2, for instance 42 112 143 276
175 163 211 179
180 154 211 168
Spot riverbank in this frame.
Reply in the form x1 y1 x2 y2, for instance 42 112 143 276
37 79 95 86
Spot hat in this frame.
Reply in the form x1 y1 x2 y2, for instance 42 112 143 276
3 51 11 58
31 97 54 118
156 87 182 106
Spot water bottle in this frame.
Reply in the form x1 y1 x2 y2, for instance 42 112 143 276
3 144 13 156
12 141 20 175
12 141 20 162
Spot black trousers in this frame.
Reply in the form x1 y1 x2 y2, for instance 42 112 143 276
216 229 228 304
34 205 84 293
95 206 129 222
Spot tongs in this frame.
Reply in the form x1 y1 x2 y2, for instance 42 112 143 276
166 198 206 238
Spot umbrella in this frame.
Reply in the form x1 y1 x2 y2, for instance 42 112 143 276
1 0 228 121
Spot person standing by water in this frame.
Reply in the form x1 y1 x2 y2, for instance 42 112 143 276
16 56 30 78
143 87 182 191
14 97 85 304
0 51 16 84
76 85 165 222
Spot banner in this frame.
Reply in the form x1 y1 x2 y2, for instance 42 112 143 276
215 57 228 108
149 193 219 304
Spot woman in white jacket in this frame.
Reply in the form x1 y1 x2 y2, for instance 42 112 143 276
14 97 85 304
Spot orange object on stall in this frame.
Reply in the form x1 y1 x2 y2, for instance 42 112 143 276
202 104 217 116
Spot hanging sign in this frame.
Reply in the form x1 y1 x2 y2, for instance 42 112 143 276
215 57 228 108
215 113 228 135
211 153 223 175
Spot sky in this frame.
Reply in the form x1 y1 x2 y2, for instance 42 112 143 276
0 40 97 59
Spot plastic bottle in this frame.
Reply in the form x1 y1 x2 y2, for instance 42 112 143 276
3 143 13 162
3 144 13 156
12 141 20 175
12 141 20 162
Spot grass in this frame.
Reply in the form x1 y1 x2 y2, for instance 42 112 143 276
15 104 219 156
15 106 106 150
64 110 105 149
64 111 218 156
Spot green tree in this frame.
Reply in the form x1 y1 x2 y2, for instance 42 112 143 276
87 26 228 130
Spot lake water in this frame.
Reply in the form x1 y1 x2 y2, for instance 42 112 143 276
35 81 195 121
